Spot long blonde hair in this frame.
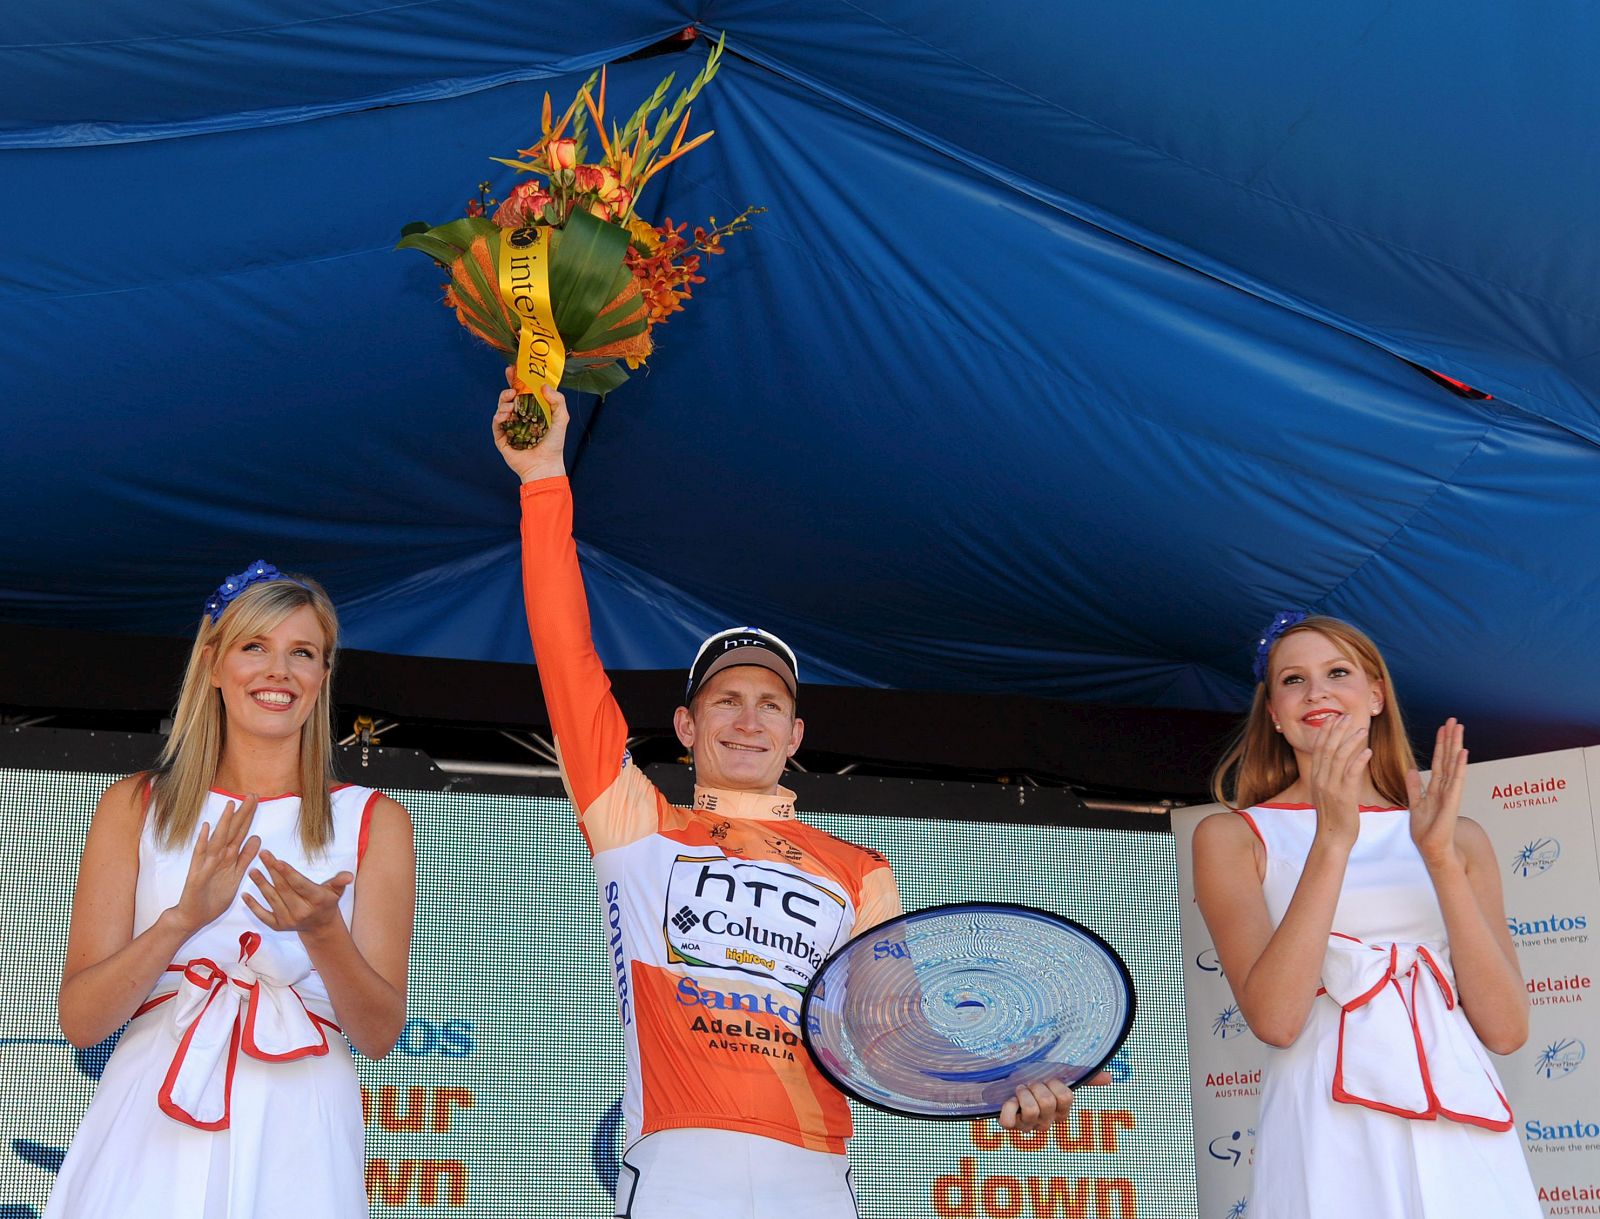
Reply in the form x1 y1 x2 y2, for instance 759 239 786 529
149 575 340 854
1211 615 1415 810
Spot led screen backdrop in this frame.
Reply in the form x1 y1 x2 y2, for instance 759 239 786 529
1 766 1196 1217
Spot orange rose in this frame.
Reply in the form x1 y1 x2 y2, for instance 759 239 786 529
493 181 554 227
546 138 577 170
594 165 624 203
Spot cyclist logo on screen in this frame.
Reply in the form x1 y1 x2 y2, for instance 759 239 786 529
1207 1127 1255 1167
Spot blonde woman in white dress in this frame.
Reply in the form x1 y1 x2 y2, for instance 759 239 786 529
1193 613 1539 1218
47 563 415 1218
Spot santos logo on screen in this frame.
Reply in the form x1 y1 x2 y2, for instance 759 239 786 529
1222 1199 1248 1218
1507 911 1588 944
1510 838 1562 878
393 1018 475 1058
1535 1039 1586 1080
664 855 848 993
1524 1116 1600 1144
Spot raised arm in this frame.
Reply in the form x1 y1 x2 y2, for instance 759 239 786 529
494 380 641 837
1408 720 1528 1053
1192 716 1369 1047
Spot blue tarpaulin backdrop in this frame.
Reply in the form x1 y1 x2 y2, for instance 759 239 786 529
3 2 1598 757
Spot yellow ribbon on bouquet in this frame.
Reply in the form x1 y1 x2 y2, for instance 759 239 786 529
497 226 565 410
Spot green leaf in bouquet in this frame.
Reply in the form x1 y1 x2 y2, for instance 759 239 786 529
489 157 546 175
561 362 631 395
568 262 648 352
395 215 498 264
548 207 632 345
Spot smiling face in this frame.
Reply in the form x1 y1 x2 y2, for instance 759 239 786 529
673 665 804 793
1266 628 1384 756
210 603 329 744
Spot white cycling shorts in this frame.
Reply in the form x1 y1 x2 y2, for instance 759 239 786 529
615 1128 859 1219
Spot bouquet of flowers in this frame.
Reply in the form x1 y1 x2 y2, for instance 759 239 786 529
398 34 760 447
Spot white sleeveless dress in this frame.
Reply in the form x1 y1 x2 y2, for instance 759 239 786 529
1241 802 1540 1218
46 785 382 1218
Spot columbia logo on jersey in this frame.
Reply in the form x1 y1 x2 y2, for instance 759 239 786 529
664 854 849 991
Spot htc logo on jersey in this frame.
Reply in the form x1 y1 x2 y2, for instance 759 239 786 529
692 862 822 926
664 854 849 990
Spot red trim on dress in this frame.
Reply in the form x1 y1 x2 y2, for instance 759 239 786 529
1254 802 1404 812
357 789 383 870
1234 809 1266 847
1324 933 1513 1131
141 933 341 1131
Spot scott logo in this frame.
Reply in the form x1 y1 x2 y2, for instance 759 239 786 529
1536 1039 1586 1080
1510 838 1561 878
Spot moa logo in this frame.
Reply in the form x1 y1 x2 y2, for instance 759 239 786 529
1535 1039 1586 1080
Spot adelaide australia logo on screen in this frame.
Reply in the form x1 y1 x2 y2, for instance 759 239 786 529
663 854 848 992
1509 837 1561 878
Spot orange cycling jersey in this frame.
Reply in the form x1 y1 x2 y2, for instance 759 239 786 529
520 477 902 1154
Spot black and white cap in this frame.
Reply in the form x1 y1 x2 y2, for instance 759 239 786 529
684 627 800 706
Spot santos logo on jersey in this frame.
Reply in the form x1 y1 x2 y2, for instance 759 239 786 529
663 854 849 992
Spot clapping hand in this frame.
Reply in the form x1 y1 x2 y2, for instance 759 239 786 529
1306 715 1370 849
244 850 353 941
1407 718 1467 869
173 795 261 934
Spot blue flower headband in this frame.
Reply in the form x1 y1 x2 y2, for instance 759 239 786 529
203 560 297 624
1251 610 1308 684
